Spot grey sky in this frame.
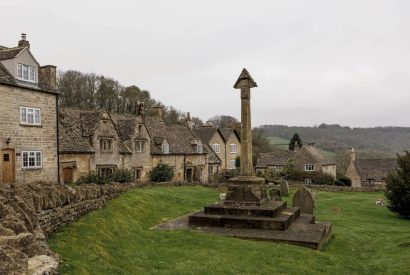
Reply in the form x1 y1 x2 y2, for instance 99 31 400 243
2 0 410 127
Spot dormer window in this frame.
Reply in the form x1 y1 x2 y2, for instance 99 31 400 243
212 143 220 153
162 142 169 154
100 139 113 152
196 143 203 154
17 64 36 82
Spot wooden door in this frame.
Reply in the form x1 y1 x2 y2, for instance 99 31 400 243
63 167 73 184
2 149 15 184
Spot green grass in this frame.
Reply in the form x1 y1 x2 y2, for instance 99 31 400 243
48 187 410 275
266 136 336 159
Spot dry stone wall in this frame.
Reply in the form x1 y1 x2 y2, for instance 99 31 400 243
0 182 134 275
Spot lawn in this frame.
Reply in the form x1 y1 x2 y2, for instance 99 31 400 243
48 186 410 275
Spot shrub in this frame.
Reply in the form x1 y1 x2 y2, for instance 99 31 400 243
311 172 336 185
76 169 133 185
149 163 175 182
235 156 240 169
385 152 410 218
337 175 352 187
112 169 133 183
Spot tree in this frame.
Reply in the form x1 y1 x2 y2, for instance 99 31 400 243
335 150 352 176
289 133 303 151
252 129 275 166
208 115 238 128
385 152 410 218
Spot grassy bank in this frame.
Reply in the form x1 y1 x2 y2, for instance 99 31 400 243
48 186 410 274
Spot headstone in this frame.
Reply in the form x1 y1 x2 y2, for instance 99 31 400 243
268 188 282 201
279 180 289 196
292 186 314 214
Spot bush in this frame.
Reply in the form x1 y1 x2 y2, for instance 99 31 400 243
76 169 133 185
209 169 240 184
310 172 336 185
337 175 352 187
385 152 410 218
149 163 175 182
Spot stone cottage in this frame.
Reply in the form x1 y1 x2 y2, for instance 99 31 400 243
256 137 336 182
143 106 209 183
0 34 59 184
345 149 398 187
59 105 210 183
58 108 131 183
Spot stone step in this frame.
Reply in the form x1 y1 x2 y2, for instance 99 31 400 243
188 207 300 231
204 200 287 217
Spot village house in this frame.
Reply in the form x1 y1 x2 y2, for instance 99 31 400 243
219 128 241 170
58 108 131 183
59 104 210 183
345 148 398 187
0 34 59 185
256 134 336 182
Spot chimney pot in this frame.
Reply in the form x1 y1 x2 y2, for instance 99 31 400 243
18 33 30 49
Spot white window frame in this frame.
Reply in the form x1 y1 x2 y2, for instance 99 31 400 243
196 143 203 154
229 159 236 169
162 143 169 154
212 143 220 153
305 164 315 171
230 143 237 153
22 151 42 169
20 107 41 125
17 63 36 83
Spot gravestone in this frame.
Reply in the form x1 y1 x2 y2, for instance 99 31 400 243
292 186 314 214
279 180 289 196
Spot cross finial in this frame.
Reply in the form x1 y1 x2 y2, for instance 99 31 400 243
233 68 257 89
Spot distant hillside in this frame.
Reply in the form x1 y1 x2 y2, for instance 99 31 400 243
257 124 410 158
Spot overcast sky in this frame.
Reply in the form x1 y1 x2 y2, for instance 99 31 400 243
2 0 410 127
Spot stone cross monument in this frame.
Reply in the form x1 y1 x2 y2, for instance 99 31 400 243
225 68 269 206
234 68 257 176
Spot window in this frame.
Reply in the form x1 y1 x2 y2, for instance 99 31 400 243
212 143 220 153
305 177 312 184
20 107 41 125
138 125 143 134
3 154 9 162
133 168 142 180
162 143 169 154
305 164 315 171
97 167 114 178
135 140 145 152
196 144 203 154
17 64 36 82
22 151 42 168
100 139 112 152
230 144 237 153
229 159 236 169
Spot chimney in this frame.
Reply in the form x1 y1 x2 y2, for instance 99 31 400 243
202 121 213 128
136 101 145 116
186 112 193 129
351 148 356 161
18 33 30 49
152 104 164 120
38 65 57 91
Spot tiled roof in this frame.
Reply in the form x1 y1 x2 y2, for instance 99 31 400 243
256 146 335 168
59 108 95 153
0 47 25 61
59 108 131 154
256 151 294 167
194 127 217 143
0 62 16 86
145 117 208 155
219 128 240 142
0 47 57 94
354 158 398 180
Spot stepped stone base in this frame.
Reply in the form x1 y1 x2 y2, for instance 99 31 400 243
225 176 269 206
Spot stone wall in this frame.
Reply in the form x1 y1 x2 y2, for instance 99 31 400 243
288 182 385 192
0 182 134 274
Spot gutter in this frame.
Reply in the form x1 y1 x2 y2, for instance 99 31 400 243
56 94 61 184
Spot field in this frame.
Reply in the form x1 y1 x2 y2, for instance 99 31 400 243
48 186 410 274
266 136 336 160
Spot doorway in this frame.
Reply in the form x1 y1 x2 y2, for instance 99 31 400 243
185 168 193 182
63 167 74 184
2 149 15 184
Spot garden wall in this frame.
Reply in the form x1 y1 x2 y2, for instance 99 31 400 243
0 182 135 274
288 182 385 192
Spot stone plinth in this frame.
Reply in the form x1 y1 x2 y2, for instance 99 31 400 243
225 176 269 206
